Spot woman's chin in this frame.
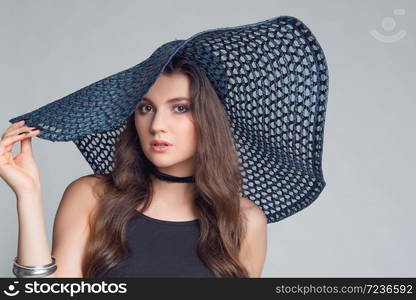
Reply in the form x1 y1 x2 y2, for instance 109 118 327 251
148 158 177 169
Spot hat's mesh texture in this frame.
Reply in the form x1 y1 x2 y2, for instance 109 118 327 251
9 16 328 224
175 17 328 223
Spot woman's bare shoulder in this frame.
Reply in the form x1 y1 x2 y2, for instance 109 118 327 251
239 196 257 210
79 174 108 199
58 174 108 216
239 196 267 226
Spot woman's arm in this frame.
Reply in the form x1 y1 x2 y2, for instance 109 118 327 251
238 197 268 277
16 175 99 278
16 190 53 271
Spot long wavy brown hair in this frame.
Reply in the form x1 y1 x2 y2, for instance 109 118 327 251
82 55 249 277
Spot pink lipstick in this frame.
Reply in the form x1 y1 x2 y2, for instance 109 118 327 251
150 139 173 152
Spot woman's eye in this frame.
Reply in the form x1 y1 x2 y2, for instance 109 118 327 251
174 105 190 113
137 104 190 114
138 104 152 113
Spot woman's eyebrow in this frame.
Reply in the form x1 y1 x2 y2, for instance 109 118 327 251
141 97 190 104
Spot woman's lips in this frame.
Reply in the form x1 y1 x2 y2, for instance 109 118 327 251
151 144 173 152
150 139 173 152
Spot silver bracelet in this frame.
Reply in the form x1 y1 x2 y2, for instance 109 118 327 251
13 256 57 278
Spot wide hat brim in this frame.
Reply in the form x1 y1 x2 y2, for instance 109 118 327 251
9 15 329 224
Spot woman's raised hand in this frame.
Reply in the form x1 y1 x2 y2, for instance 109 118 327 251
0 120 42 197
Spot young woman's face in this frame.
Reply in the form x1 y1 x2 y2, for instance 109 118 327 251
134 72 197 175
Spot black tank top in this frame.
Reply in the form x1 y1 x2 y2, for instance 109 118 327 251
101 211 216 278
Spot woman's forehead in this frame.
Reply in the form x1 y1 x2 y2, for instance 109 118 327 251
143 73 191 104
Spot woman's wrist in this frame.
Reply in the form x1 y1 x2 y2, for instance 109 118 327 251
16 191 43 216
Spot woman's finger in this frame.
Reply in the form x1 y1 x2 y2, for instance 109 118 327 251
2 120 29 135
6 120 26 132
0 129 40 155
21 130 40 154
2 126 37 140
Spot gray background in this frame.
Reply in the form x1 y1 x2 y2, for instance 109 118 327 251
1 0 415 277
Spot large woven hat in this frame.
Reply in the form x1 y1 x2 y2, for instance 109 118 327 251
9 15 329 224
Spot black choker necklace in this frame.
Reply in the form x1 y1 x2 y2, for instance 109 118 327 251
150 166 195 183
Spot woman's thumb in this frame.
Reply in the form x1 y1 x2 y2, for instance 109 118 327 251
20 134 33 155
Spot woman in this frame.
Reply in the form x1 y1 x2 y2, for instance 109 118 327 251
2 15 328 278
0 55 267 278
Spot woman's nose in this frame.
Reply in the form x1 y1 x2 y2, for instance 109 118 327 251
150 110 168 133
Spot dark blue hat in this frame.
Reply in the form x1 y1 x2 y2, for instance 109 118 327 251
9 15 329 224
